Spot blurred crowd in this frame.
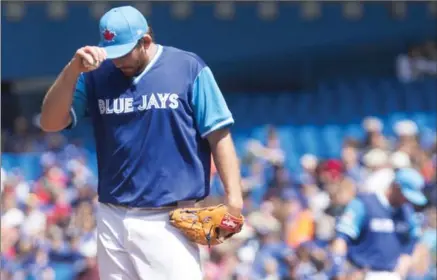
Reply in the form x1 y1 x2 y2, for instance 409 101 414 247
203 117 436 280
396 40 437 83
1 117 99 280
1 115 436 280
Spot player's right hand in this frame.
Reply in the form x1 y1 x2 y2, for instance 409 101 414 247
70 46 107 73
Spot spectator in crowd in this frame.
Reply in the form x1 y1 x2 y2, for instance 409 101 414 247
314 178 356 245
396 41 437 83
405 207 436 280
1 113 436 280
341 138 366 187
361 117 388 152
361 148 394 193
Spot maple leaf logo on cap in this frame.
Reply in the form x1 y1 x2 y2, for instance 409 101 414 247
103 29 116 42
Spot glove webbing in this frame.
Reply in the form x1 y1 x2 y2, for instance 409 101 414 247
186 215 214 248
205 226 214 248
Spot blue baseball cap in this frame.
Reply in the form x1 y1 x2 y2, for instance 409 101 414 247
98 6 149 59
394 168 427 206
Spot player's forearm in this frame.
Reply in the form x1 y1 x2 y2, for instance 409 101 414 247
40 62 81 132
332 237 348 257
207 128 243 214
331 237 348 277
395 254 412 279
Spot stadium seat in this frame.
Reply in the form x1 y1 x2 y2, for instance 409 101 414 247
40 78 435 169
411 112 429 131
321 125 344 158
297 126 320 156
344 124 365 141
249 126 269 142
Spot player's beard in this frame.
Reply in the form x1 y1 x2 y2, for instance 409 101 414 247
135 57 149 76
120 67 137 77
121 58 147 77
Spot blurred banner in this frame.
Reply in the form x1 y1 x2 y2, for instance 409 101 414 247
2 2 436 89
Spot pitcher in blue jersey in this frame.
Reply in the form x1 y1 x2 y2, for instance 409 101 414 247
40 6 244 280
330 168 427 280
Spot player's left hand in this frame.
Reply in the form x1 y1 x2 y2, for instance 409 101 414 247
169 204 244 247
225 196 243 217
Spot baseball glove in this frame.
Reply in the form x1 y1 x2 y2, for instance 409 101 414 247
169 204 244 247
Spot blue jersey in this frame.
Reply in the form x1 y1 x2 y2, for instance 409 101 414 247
336 193 421 271
69 45 234 207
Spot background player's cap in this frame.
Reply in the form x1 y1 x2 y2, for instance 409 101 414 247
98 6 149 59
394 168 427 206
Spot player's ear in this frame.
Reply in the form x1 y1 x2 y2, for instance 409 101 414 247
141 34 152 49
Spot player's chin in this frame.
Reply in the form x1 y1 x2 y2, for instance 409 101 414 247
120 68 136 76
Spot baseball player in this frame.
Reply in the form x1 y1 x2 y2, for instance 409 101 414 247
330 168 427 280
40 6 244 280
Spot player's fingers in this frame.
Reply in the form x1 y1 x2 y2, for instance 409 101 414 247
78 50 95 66
86 47 101 64
77 47 95 64
97 47 107 61
80 46 100 65
92 47 107 64
92 47 104 63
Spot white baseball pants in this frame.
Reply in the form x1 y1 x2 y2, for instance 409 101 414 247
96 202 203 280
365 271 401 280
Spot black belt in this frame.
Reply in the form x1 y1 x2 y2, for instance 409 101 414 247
109 199 197 210
347 259 393 272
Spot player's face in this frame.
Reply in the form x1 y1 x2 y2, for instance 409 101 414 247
391 184 409 207
112 37 150 77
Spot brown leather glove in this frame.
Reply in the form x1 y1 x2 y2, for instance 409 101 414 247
169 204 244 247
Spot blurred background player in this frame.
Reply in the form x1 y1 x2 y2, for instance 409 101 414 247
332 168 427 280
1 2 436 280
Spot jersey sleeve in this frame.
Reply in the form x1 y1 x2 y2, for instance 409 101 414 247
401 208 422 255
408 212 422 239
69 73 88 128
336 198 366 240
191 66 234 138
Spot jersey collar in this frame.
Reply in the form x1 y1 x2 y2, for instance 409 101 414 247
376 191 394 212
133 44 163 85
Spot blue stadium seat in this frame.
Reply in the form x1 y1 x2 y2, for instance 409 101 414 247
315 89 335 123
336 84 357 122
277 127 295 152
232 134 250 157
362 89 379 116
321 125 344 158
249 126 268 142
386 88 401 113
427 112 436 130
295 93 315 124
404 87 424 112
250 95 276 124
273 94 295 124
2 154 42 181
344 124 365 141
60 79 435 169
411 112 429 131
297 126 320 156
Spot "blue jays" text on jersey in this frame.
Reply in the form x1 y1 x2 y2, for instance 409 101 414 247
336 193 420 271
68 45 234 207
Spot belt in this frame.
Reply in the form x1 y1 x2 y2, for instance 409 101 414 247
162 200 196 208
109 200 197 210
347 260 392 273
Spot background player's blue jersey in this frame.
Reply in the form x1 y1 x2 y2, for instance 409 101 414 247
336 193 421 271
69 45 234 207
